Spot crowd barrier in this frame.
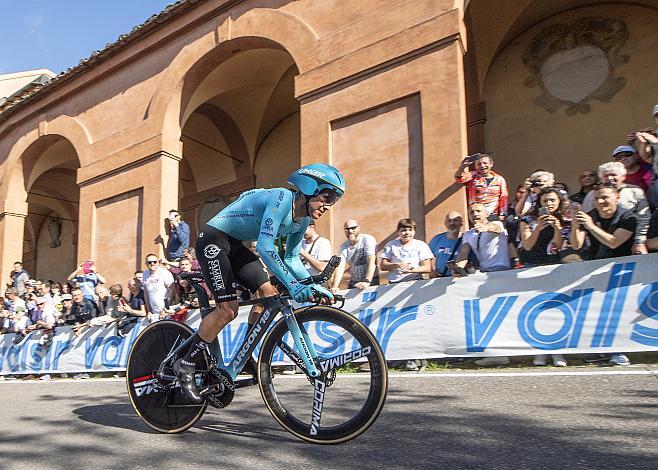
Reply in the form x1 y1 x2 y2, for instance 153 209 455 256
1 254 657 375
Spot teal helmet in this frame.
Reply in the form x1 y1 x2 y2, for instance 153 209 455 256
288 164 346 197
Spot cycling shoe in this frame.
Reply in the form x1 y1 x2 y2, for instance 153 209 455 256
173 358 203 403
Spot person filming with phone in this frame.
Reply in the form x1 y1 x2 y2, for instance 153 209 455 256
67 260 106 304
454 153 509 219
166 209 190 262
518 187 569 268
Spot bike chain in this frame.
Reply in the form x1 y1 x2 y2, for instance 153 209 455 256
205 368 235 409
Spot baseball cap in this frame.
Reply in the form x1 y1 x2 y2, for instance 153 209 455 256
61 294 73 301
612 145 636 156
653 104 658 116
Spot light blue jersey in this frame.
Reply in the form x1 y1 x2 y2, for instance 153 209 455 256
206 188 312 289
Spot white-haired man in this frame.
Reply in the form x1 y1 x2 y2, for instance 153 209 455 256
515 170 555 216
581 161 650 254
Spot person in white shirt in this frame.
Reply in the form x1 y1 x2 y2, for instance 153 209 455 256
299 220 332 276
453 202 511 274
331 219 378 292
142 254 175 322
380 218 433 283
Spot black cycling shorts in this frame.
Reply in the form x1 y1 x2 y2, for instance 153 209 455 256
196 225 269 303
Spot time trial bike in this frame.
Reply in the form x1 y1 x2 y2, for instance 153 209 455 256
126 256 388 444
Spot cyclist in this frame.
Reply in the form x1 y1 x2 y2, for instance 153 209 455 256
174 163 345 402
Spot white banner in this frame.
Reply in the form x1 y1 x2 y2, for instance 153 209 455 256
1 254 657 375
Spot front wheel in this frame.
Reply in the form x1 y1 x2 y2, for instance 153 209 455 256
258 306 388 444
126 320 209 433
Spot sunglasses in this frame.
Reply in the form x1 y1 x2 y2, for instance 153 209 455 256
613 152 633 160
344 225 359 231
317 191 340 206
146 260 158 265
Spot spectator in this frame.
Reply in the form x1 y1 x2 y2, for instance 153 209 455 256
569 170 597 204
631 105 658 208
454 153 509 218
97 285 122 318
50 282 63 309
452 203 511 275
61 282 72 295
647 210 658 253
166 209 191 261
26 297 56 347
35 280 55 309
58 293 83 326
452 203 511 367
142 254 175 322
428 212 464 278
505 184 528 266
5 288 26 315
380 218 434 284
570 183 637 367
67 260 106 303
581 162 650 254
175 257 200 303
331 219 378 292
9 261 29 296
571 183 637 260
300 220 332 276
612 145 652 193
115 278 147 337
516 170 555 216
71 288 98 323
518 187 568 267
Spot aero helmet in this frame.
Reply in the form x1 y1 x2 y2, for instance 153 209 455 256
288 164 346 197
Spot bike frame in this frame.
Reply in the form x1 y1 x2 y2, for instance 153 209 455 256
159 281 322 382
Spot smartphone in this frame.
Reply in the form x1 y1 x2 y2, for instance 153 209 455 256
538 207 550 217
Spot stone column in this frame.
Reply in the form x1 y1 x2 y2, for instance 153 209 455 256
0 200 28 284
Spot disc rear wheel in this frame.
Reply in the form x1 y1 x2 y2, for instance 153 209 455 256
126 320 208 433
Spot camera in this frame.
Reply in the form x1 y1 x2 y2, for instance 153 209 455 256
538 207 550 217
530 180 542 188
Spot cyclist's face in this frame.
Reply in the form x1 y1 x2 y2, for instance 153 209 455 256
308 191 340 219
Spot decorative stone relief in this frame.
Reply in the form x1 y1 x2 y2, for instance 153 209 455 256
46 216 62 248
522 17 629 115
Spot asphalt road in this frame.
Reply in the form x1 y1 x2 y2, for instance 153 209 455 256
1 368 657 470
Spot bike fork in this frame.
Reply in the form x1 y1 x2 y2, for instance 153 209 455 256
282 303 321 378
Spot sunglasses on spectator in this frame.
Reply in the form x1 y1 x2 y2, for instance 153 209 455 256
146 259 158 265
344 226 359 231
613 152 634 160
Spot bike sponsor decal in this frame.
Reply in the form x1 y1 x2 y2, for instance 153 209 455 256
277 341 307 372
319 346 372 372
299 168 325 178
265 251 289 276
132 374 158 397
260 231 275 238
233 310 271 371
208 259 225 291
264 218 273 227
204 244 220 260
310 379 326 436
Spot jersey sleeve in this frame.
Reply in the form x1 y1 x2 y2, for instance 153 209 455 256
283 220 313 281
254 190 304 287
